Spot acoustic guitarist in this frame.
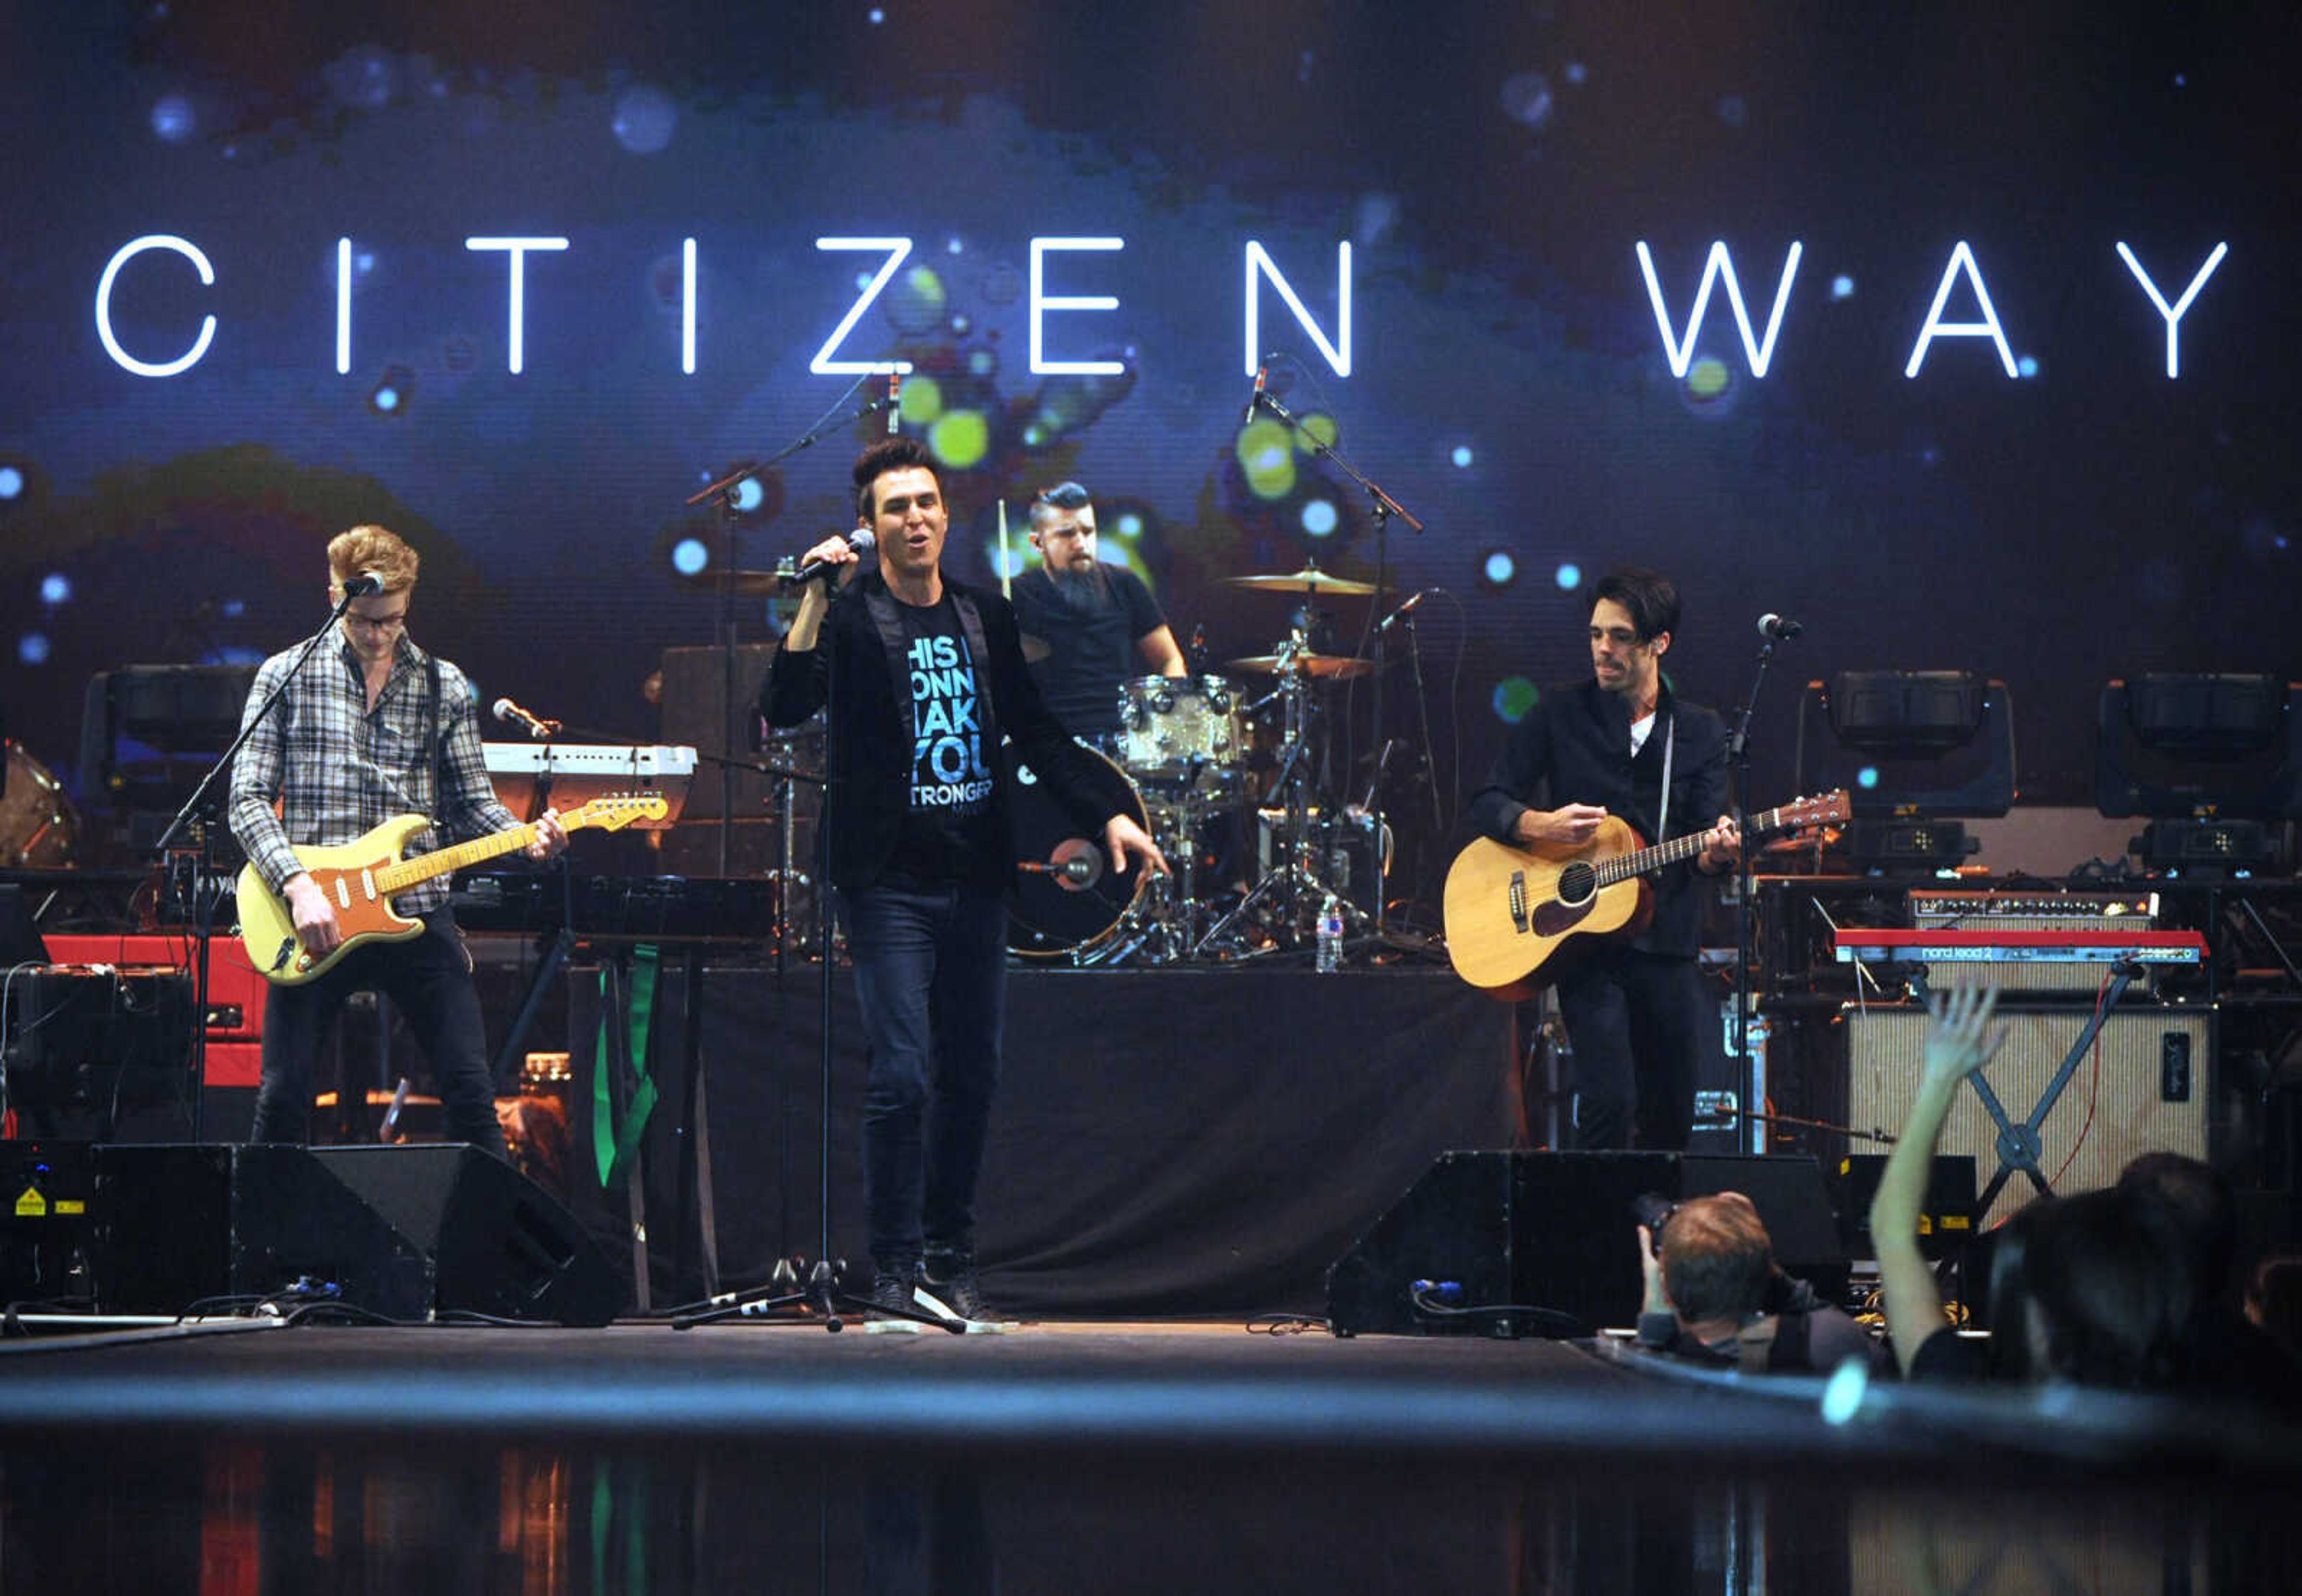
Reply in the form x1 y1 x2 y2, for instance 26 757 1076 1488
1460 565 1738 1151
227 525 567 1154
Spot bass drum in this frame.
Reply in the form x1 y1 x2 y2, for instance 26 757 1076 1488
1006 739 1150 962
0 741 81 867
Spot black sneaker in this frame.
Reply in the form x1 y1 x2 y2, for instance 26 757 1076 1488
867 1266 920 1317
920 1255 991 1323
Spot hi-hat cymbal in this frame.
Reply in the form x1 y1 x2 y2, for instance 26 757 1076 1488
1228 652 1376 680
1223 566 1377 597
1019 633 1053 664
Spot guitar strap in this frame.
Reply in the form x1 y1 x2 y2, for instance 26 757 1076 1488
422 652 446 827
1655 710 1675 846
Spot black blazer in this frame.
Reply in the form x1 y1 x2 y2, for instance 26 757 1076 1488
761 570 1120 895
1463 678 1729 957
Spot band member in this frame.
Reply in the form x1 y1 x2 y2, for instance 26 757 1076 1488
763 439 1167 1320
1462 566 1738 1150
1007 480 1186 743
228 525 567 1153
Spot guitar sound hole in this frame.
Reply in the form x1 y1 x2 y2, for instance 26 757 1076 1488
1556 861 1597 908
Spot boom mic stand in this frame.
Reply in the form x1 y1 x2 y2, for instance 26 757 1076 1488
1246 366 1424 948
684 375 898 876
1724 621 1792 1155
154 588 372 1141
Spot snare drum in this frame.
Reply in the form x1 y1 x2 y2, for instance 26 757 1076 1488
1006 740 1151 961
1115 675 1244 789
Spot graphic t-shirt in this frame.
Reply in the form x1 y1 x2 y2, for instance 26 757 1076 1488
883 596 1003 889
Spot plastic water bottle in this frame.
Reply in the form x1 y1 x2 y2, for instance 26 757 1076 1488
1316 893 1344 973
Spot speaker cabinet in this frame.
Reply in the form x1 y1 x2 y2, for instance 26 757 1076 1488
88 1143 620 1324
1324 1150 1843 1336
1844 1005 2214 1228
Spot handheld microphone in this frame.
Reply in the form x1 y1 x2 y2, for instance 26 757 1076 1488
1019 846 1105 889
886 370 902 436
1376 590 1430 634
341 571 386 598
1242 364 1267 426
1757 613 1803 642
492 698 561 739
790 528 878 584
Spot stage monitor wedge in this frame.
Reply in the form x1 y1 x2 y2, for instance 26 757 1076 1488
1325 1151 1844 1338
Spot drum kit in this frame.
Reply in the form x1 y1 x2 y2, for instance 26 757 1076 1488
1009 563 1395 966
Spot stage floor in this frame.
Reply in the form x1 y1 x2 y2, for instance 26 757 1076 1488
4 1314 2298 1594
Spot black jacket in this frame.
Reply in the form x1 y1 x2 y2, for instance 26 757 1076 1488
761 570 1119 895
1463 678 1728 957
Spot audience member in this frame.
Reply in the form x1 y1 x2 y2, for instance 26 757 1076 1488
1874 986 2302 1413
2247 1253 2302 1355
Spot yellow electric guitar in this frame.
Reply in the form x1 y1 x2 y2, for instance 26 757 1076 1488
236 793 668 985
1442 791 1849 996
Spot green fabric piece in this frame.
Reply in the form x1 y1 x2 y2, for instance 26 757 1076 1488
591 946 661 1187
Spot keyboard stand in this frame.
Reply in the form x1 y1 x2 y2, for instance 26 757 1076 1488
1966 962 2140 1218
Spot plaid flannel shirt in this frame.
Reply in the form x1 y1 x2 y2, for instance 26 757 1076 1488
228 626 519 917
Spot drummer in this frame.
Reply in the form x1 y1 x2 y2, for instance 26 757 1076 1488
1009 481 1186 748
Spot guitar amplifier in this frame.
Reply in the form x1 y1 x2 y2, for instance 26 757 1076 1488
1845 1003 2213 1227
0 966 196 1113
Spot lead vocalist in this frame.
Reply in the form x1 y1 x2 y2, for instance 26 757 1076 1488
762 437 1166 1321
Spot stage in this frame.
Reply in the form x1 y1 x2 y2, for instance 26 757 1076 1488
2 1315 2298 1594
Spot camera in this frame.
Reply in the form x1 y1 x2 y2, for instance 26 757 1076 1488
1632 1192 1679 1255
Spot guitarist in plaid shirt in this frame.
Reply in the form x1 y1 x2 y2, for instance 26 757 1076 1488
228 525 567 1152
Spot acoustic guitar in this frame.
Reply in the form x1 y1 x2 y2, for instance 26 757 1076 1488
1442 791 1849 996
236 793 667 985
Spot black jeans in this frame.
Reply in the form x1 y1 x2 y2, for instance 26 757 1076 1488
842 884 1008 1272
251 908 506 1155
1554 946 1706 1152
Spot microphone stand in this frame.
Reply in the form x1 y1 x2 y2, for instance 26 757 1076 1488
683 377 894 877
1724 631 1785 1157
152 592 368 1142
670 567 955 1333
1251 377 1424 947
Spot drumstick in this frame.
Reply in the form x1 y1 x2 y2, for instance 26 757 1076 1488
998 498 1012 598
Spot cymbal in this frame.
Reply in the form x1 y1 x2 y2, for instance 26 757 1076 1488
1223 566 1377 597
1228 652 1376 680
1019 633 1053 664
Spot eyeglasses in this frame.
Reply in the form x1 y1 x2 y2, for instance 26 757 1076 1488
345 610 409 634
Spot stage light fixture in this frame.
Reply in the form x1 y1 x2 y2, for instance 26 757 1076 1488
1795 670 2016 871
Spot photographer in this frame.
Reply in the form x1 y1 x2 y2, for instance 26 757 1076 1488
1635 1192 1883 1374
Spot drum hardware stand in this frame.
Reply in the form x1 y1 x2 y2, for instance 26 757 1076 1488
1191 643 1364 960
1245 364 1426 947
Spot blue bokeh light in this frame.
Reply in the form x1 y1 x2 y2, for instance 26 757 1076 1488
1484 550 1518 586
731 477 765 513
151 94 196 143
40 574 71 606
1300 499 1338 537
1555 562 1582 591
1858 766 1880 790
18 634 50 665
1451 445 1475 468
672 538 710 576
0 466 23 500
1831 275 1855 300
